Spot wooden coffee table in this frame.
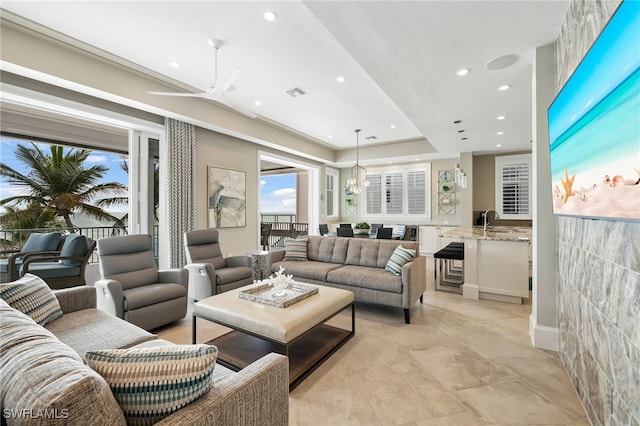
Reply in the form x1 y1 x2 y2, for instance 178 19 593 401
192 283 355 390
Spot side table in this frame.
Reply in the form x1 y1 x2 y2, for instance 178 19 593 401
250 250 270 280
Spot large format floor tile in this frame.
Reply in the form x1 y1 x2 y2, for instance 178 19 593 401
156 263 587 425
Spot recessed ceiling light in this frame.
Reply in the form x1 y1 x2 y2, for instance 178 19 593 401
456 68 470 76
390 124 397 129
497 115 507 120
328 135 333 139
169 62 181 69
254 101 262 106
336 75 346 83
496 144 503 147
497 131 504 135
263 11 277 21
498 84 511 91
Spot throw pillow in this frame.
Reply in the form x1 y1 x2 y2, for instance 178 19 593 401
85 344 218 426
385 246 416 276
0 273 63 326
59 234 89 266
284 238 308 261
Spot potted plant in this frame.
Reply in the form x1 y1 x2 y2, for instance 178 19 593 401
354 222 371 235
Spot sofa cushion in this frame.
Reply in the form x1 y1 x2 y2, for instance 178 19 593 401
0 273 63 326
345 239 381 268
85 345 218 426
284 238 308 261
0 299 126 426
327 265 403 293
316 237 349 264
271 260 343 282
45 308 158 358
59 234 89 266
123 283 187 310
21 232 62 253
385 246 416 276
215 266 253 285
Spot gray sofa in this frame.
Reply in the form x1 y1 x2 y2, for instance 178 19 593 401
270 236 426 323
0 286 289 426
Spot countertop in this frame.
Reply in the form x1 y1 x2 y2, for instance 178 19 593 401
442 227 532 242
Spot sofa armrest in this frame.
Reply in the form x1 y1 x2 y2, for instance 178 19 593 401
93 278 125 318
159 268 189 289
225 255 252 268
269 249 285 263
53 286 97 314
401 255 427 308
156 353 289 426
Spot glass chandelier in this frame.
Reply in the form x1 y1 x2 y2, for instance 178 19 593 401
346 129 369 194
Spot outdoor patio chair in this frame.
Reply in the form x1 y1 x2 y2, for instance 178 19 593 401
184 228 253 300
20 234 95 289
94 234 188 330
1 232 63 282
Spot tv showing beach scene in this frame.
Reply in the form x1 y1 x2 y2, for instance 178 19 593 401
548 0 639 221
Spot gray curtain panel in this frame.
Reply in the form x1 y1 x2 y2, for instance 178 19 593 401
162 118 195 268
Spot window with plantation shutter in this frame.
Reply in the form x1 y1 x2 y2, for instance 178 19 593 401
407 171 426 214
325 168 338 218
385 173 403 214
364 164 431 219
495 154 531 219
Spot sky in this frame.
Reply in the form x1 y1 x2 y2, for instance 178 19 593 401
260 173 296 213
1 137 297 214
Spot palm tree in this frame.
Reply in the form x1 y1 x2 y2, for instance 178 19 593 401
0 203 62 250
0 143 127 228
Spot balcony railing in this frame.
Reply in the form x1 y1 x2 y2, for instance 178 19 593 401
0 225 160 264
261 222 308 248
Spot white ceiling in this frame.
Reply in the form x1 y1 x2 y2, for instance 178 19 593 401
1 0 569 160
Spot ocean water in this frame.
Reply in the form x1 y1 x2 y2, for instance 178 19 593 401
550 67 640 186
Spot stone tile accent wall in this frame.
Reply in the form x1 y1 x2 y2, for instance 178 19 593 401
556 4 639 426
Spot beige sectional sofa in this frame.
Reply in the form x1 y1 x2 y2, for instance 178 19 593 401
1 286 289 426
270 236 426 323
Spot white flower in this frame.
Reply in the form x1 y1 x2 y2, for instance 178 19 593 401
267 266 294 290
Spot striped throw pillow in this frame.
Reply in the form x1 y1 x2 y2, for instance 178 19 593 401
0 273 63 326
385 246 416 276
85 345 217 426
284 238 308 261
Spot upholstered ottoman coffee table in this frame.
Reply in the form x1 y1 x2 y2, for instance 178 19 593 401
193 283 354 390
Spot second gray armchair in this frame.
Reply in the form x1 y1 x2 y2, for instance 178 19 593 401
94 234 188 331
184 229 253 300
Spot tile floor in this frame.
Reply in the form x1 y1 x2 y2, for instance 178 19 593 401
156 263 589 425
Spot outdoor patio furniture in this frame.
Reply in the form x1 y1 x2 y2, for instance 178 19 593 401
1 232 63 282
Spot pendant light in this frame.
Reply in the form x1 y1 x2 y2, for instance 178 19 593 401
346 129 369 195
454 120 468 189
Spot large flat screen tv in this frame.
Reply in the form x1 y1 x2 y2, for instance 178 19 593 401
548 0 639 221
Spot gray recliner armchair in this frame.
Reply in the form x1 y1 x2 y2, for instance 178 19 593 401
94 234 188 330
184 229 253 300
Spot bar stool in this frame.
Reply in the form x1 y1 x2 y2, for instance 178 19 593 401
433 242 464 293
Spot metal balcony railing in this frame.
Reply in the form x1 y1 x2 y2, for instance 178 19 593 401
260 222 308 248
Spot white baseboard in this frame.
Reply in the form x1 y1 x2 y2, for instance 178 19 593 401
529 314 558 351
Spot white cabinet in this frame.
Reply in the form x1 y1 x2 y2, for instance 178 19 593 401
419 226 458 255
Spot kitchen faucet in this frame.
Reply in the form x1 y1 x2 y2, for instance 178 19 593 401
483 209 499 231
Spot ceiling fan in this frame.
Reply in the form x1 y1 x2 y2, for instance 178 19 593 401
147 38 255 117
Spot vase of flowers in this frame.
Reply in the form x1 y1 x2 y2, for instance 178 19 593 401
267 266 295 296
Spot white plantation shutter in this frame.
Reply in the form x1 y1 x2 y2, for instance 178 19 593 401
385 173 403 214
325 168 338 217
364 165 430 218
496 154 531 219
366 174 382 214
407 171 426 214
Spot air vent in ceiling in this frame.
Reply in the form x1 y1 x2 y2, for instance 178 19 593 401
285 87 307 98
365 136 377 140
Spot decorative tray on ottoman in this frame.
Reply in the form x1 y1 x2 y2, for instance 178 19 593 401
239 282 318 308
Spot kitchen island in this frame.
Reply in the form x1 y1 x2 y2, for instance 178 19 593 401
442 227 531 304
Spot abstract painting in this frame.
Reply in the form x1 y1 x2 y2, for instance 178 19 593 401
207 166 246 228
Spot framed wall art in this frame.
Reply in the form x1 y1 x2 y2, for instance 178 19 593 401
207 166 246 228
